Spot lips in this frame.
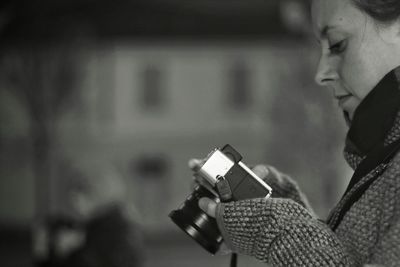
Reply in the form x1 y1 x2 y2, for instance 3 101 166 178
336 94 352 108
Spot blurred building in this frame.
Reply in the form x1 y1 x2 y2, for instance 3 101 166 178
0 1 352 266
54 42 323 229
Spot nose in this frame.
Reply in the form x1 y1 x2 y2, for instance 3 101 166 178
314 53 339 86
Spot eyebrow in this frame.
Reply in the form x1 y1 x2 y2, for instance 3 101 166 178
314 25 339 44
320 25 338 38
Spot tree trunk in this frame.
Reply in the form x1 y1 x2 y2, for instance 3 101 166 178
31 121 52 221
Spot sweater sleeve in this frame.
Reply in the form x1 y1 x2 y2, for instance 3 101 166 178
216 198 356 266
368 208 400 266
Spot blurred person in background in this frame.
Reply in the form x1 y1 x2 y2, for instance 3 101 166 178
36 159 145 267
193 0 400 266
34 213 84 267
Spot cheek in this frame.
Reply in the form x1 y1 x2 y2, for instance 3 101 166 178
339 47 375 100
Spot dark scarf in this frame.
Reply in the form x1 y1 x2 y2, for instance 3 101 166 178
344 67 400 170
328 66 400 230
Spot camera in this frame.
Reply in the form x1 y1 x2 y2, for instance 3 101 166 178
169 144 272 254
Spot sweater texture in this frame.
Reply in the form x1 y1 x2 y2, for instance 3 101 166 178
216 67 400 266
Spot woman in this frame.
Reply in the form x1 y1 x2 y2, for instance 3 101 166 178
196 0 400 266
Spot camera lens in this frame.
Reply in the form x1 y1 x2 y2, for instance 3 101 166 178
169 185 222 254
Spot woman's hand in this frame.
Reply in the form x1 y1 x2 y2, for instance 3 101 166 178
253 164 314 213
188 158 206 172
198 197 217 218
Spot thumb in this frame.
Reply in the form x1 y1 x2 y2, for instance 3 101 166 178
199 197 217 218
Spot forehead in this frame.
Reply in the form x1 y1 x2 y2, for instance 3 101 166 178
311 0 364 37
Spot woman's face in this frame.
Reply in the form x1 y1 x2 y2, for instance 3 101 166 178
312 0 400 120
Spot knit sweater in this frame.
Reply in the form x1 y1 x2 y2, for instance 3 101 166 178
215 68 400 266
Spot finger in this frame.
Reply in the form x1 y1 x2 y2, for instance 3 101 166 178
267 166 285 184
252 165 269 180
199 197 217 218
188 158 205 172
192 174 209 189
216 242 232 256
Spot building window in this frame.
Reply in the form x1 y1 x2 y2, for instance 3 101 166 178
141 65 164 110
96 63 115 122
227 61 252 110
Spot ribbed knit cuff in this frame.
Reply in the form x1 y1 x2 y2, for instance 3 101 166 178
215 198 283 254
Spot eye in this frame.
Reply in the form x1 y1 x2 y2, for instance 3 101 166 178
329 39 347 54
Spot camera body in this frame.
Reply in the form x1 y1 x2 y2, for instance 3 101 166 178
197 144 272 201
169 144 272 254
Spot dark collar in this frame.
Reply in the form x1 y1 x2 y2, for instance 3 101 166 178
345 67 400 157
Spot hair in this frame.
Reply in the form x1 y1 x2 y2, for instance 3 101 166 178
352 0 400 24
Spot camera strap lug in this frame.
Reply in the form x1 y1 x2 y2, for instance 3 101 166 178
216 175 233 202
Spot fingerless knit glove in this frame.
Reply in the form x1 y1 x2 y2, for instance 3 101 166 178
216 198 355 266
